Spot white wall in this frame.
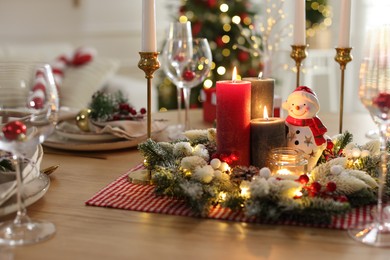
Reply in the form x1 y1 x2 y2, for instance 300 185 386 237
0 0 172 111
0 0 382 113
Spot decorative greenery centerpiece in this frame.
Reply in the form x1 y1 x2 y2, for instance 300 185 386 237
88 90 147 122
138 130 386 225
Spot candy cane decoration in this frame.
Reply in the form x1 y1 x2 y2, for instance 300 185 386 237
29 47 96 109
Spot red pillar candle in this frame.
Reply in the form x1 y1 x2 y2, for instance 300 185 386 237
216 69 251 166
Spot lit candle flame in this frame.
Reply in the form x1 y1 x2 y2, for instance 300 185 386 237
258 71 263 79
294 189 303 198
276 168 292 175
263 106 269 120
232 67 237 82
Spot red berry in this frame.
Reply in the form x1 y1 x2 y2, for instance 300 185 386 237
298 174 310 185
130 109 137 116
336 195 348 203
310 181 322 193
119 103 130 112
182 70 196 81
2 121 27 141
211 153 219 159
230 153 238 162
326 181 337 192
140 108 147 114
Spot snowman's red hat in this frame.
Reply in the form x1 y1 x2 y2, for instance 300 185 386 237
291 86 319 108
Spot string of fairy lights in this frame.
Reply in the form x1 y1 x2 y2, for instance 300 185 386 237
158 0 332 111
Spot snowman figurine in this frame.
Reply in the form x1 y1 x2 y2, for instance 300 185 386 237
282 86 328 170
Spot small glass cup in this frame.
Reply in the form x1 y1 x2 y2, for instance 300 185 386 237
268 147 308 177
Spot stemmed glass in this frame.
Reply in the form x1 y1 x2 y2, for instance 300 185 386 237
348 25 390 246
162 21 193 134
162 38 212 131
0 62 59 245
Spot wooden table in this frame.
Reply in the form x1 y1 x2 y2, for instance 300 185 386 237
1 109 388 260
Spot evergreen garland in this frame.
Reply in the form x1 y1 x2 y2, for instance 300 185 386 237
138 130 387 224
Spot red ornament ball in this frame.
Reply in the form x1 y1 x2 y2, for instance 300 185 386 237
2 121 27 141
247 68 258 77
192 22 202 37
215 36 225 48
182 70 196 81
237 51 250 62
206 0 217 8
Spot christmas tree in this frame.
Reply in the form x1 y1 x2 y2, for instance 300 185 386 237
157 0 262 110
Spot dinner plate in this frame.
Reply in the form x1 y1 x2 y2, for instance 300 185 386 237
0 173 50 217
43 132 145 151
55 120 121 142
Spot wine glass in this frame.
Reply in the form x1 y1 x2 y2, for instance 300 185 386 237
162 21 193 135
0 62 59 246
162 38 212 130
348 25 390 246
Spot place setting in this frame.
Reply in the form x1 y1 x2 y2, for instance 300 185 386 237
43 91 168 152
3 0 390 258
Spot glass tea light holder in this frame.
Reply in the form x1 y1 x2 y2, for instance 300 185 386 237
268 147 308 177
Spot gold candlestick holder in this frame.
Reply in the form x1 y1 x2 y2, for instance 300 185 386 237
334 47 353 134
138 52 160 138
128 51 160 185
290 45 308 88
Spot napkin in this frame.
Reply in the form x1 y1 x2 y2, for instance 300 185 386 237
0 145 43 206
91 119 167 140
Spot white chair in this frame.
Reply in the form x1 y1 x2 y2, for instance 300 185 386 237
303 49 338 113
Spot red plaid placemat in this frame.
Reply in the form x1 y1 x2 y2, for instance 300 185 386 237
85 164 375 229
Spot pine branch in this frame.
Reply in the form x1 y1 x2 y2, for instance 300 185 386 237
138 139 176 169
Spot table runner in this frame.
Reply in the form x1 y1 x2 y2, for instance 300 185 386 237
85 164 374 229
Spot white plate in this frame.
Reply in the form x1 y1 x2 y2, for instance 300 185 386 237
55 120 121 142
43 132 144 151
0 173 50 217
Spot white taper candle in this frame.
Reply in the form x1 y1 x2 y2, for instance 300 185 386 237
338 0 352 48
142 0 157 52
293 0 306 46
